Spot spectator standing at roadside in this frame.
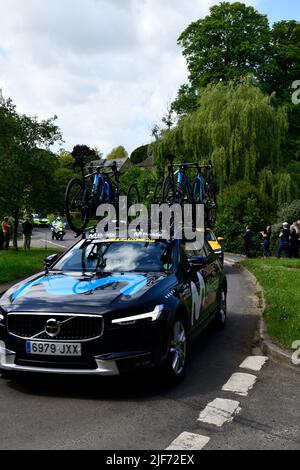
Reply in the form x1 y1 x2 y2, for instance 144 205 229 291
261 226 272 257
290 226 299 258
1 217 11 250
22 218 33 250
277 222 290 258
244 226 252 257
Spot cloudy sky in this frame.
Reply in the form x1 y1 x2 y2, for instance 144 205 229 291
0 0 299 156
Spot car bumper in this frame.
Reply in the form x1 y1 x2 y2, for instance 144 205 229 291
0 345 153 376
0 316 168 376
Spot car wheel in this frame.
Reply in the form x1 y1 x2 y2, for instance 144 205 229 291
214 287 227 330
163 318 187 384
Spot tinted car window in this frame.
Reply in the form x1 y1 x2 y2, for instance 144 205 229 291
205 231 215 242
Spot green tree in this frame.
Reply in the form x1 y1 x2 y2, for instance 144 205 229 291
71 145 97 164
262 21 300 101
130 144 149 165
152 80 288 198
0 97 62 248
215 181 274 254
120 167 156 207
261 21 300 161
172 2 270 114
106 146 128 160
277 200 300 225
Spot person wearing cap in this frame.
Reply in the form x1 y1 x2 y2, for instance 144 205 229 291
277 222 290 258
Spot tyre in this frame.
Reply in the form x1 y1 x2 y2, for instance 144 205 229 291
214 286 227 330
192 177 205 204
162 178 176 205
127 183 140 224
153 181 164 204
192 177 205 228
162 317 188 384
65 178 89 234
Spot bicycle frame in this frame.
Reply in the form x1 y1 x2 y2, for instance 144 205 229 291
165 154 214 205
80 162 121 206
173 166 192 202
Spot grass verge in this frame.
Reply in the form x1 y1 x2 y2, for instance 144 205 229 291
241 258 300 350
0 248 56 284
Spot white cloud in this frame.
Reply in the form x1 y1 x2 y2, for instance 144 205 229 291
0 0 262 155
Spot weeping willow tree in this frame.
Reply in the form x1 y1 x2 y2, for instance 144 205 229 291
151 79 289 199
259 169 296 204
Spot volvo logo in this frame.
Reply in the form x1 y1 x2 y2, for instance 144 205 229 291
45 318 61 338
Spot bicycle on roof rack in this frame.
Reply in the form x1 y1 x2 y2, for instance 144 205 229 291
65 157 140 235
159 153 217 227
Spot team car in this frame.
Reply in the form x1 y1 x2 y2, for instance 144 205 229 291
205 229 224 265
0 235 227 382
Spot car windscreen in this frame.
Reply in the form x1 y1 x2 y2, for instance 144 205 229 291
205 231 215 242
53 240 174 273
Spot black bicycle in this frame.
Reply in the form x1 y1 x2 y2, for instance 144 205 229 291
65 158 140 234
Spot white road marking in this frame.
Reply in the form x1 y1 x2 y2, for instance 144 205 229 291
239 355 268 371
222 372 257 396
38 239 67 249
166 432 210 450
198 398 241 427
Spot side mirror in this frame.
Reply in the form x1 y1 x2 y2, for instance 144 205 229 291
217 237 224 242
44 253 59 270
188 256 208 268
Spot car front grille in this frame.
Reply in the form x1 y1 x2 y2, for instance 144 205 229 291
7 313 104 341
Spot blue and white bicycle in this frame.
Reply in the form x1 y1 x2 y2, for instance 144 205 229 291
65 159 139 234
160 154 217 227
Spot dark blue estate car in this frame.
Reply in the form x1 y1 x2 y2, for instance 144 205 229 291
0 235 227 382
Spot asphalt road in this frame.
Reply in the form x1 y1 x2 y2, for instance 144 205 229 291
30 226 77 251
0 245 299 449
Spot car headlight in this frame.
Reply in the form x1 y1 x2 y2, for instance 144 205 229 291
111 305 164 326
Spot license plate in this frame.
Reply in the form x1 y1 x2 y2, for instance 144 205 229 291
26 341 82 356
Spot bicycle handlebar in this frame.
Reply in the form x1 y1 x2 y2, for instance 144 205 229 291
164 154 213 169
173 162 214 170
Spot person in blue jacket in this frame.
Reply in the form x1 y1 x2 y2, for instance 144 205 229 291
277 222 290 258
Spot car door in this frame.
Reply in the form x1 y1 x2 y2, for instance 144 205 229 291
179 242 209 335
201 240 221 316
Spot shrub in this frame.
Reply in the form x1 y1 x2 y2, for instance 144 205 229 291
277 199 300 224
215 181 275 255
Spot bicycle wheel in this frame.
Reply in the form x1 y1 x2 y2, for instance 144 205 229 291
162 178 176 205
65 178 89 234
192 177 205 204
191 177 205 229
127 183 140 218
153 181 164 204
